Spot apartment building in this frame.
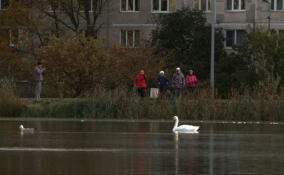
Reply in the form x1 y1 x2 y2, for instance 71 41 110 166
1 0 284 49
99 0 284 49
99 0 180 48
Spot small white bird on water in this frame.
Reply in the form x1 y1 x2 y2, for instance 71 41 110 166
172 116 199 133
19 125 35 134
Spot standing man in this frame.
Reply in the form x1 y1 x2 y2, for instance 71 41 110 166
34 61 46 101
172 67 185 98
134 70 147 97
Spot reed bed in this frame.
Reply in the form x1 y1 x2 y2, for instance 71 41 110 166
19 88 284 122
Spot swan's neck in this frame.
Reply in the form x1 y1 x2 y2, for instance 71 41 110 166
173 119 179 131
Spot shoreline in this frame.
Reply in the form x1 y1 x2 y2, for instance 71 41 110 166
2 93 284 122
0 117 283 125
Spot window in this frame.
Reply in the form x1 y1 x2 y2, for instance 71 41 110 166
152 0 169 12
79 0 92 11
227 0 245 11
0 0 9 10
47 0 60 11
194 0 211 11
271 0 284 11
225 30 246 48
48 0 94 12
0 28 19 46
120 30 140 48
0 28 10 43
8 28 18 46
121 0 140 11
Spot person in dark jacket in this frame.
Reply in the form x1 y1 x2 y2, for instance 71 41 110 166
134 70 147 97
156 70 169 97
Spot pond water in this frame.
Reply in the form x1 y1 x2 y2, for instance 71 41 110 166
0 119 284 175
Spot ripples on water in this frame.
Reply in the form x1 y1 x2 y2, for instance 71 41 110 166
0 120 284 175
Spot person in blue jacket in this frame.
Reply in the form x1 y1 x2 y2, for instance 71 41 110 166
156 71 169 97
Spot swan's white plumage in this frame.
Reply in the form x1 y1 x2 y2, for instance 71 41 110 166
172 116 199 133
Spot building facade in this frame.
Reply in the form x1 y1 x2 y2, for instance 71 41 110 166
98 0 284 49
1 0 284 48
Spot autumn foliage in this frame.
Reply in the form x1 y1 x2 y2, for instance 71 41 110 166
36 36 165 97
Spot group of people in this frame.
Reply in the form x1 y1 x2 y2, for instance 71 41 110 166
134 67 197 98
34 62 196 100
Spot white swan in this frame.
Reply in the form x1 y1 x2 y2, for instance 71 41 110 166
172 116 199 133
19 125 35 134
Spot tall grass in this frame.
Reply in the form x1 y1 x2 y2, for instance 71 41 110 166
0 88 26 117
20 88 284 122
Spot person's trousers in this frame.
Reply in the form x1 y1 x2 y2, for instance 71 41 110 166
187 87 195 94
159 87 168 98
137 88 146 97
173 88 182 98
35 81 42 100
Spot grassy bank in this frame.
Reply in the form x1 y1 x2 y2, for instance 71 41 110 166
1 88 283 122
0 88 26 117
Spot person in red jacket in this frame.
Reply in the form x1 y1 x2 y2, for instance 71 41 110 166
185 69 197 94
134 70 147 97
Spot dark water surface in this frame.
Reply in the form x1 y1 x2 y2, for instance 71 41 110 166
0 120 284 175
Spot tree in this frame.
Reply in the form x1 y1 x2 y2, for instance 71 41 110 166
0 0 43 81
32 0 106 38
151 8 225 80
231 27 284 91
36 36 164 97
0 0 106 47
0 0 50 46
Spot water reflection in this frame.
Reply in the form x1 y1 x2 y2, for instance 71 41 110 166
175 133 179 175
209 128 214 175
0 120 284 175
